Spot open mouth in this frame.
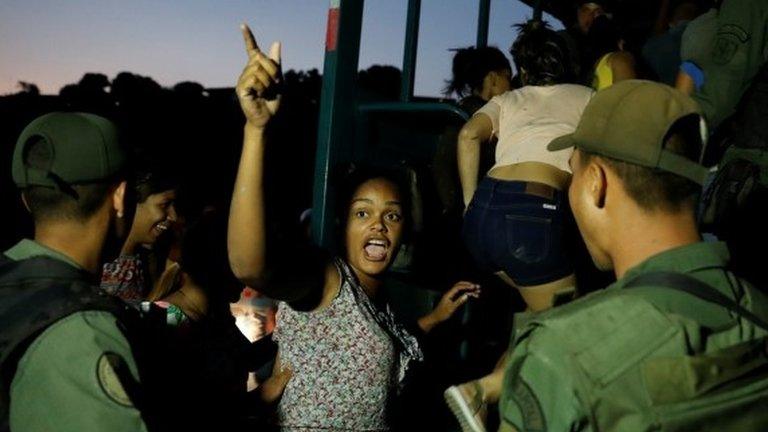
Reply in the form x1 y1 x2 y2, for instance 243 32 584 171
363 238 389 262
152 221 170 237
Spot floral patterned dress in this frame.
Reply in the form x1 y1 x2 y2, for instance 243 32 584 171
273 258 422 431
101 254 146 300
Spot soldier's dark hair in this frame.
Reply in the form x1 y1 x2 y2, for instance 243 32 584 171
24 185 114 223
510 20 575 86
22 137 115 223
579 115 704 212
444 46 511 98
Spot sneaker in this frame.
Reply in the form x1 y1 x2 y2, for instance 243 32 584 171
444 381 487 432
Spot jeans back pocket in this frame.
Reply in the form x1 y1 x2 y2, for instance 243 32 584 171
504 214 551 265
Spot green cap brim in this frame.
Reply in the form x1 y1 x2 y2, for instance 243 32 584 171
547 133 576 152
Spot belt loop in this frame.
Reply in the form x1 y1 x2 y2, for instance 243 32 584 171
485 177 494 203
489 177 499 196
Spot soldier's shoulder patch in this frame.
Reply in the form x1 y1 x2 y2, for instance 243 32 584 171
96 352 135 407
713 24 750 65
510 377 546 432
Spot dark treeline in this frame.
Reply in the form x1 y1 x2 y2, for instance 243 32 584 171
0 65 402 251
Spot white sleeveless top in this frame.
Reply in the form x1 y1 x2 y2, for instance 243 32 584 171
476 84 593 173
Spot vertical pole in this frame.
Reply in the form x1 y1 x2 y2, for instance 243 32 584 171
311 0 364 249
533 0 543 22
476 0 491 48
400 0 421 102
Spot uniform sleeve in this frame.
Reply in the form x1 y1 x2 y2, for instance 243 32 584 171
691 1 768 128
499 327 589 432
10 311 148 432
475 97 502 136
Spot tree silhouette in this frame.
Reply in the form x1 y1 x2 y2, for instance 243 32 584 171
16 81 39 96
0 65 410 250
58 73 112 114
358 64 401 101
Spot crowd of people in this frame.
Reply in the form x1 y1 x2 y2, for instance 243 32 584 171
1 0 767 431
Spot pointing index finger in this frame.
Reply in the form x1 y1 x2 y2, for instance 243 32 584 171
268 41 281 65
240 23 260 56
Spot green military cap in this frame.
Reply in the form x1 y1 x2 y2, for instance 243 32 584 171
12 112 126 189
548 80 709 185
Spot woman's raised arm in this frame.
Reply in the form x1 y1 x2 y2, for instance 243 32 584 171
228 24 281 286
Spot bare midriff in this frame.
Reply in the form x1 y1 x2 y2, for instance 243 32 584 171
488 161 571 191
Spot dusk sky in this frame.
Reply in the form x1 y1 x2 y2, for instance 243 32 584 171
0 1 562 97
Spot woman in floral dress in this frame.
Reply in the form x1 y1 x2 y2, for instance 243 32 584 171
228 25 478 431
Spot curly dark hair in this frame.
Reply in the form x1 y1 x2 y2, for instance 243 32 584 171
330 163 414 259
444 46 511 98
510 20 575 86
335 164 412 234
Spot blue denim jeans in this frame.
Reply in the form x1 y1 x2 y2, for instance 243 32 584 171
463 177 574 286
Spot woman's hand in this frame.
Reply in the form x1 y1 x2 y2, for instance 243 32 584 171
418 281 481 333
259 362 293 404
236 24 282 129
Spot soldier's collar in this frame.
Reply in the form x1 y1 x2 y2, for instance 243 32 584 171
618 241 729 287
4 239 84 270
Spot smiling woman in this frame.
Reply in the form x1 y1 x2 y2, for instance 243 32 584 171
100 169 178 301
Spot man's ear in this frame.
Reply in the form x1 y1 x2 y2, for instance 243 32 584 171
113 181 127 218
587 160 608 209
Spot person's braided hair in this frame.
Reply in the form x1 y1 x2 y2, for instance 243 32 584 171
510 20 575 86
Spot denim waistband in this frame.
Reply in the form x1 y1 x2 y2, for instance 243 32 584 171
475 177 565 201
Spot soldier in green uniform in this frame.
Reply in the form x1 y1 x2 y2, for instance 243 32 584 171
0 113 148 431
684 0 768 129
498 80 768 431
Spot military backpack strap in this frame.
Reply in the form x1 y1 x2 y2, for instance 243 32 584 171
0 256 132 431
0 255 17 276
625 271 768 332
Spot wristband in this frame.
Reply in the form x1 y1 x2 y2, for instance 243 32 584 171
680 61 705 91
